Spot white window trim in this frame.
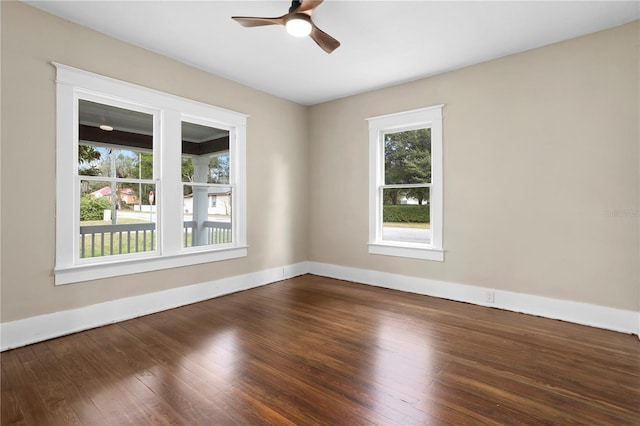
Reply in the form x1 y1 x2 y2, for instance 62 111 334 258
367 105 444 261
54 63 248 285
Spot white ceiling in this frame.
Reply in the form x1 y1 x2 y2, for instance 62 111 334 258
25 1 639 106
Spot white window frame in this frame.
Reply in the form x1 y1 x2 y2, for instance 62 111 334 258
54 63 248 285
367 105 444 261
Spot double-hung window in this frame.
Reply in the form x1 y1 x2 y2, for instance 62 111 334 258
367 105 444 261
54 64 247 285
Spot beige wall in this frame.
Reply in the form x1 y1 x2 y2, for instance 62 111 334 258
0 2 309 322
309 21 640 311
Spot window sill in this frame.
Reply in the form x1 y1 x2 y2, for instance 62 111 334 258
54 246 248 285
368 243 444 261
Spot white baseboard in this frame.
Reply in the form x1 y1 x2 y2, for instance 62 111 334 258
0 262 308 352
307 261 640 336
2 260 637 351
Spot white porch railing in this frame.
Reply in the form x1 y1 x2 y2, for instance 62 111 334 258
183 220 232 246
79 223 156 258
80 221 231 257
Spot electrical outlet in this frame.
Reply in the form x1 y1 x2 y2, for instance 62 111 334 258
485 290 495 304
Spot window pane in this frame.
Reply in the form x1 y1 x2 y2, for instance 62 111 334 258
382 187 430 244
78 100 153 179
183 185 232 248
79 180 156 258
181 121 230 184
181 121 232 248
384 128 431 185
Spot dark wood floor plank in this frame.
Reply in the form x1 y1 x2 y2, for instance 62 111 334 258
33 342 106 426
84 324 217 425
43 333 131 425
0 363 27 426
117 315 294 425
45 332 171 425
439 357 635 425
2 274 639 425
148 299 396 424
15 346 85 426
80 326 202 426
2 347 68 426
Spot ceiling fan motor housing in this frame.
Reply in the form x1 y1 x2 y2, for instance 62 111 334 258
289 1 303 13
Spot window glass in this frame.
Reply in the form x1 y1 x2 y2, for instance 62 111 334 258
384 128 431 185
181 121 232 248
78 100 156 259
381 187 430 244
381 128 432 244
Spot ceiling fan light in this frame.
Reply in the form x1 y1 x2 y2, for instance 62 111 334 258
286 17 312 37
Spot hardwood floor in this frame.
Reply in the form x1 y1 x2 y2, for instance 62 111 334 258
2 274 639 425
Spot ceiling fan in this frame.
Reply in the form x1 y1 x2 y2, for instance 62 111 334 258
232 0 341 54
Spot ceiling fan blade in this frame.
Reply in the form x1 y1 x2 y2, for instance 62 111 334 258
231 16 285 28
297 0 324 14
310 25 340 54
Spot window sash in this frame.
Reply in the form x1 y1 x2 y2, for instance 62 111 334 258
73 92 161 265
380 183 431 189
79 175 157 185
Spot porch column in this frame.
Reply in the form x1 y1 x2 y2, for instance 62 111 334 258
192 156 209 246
